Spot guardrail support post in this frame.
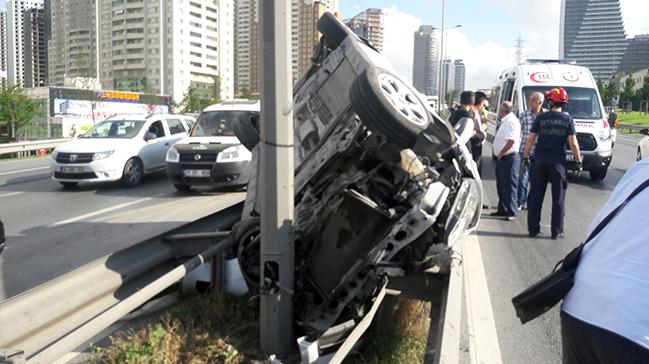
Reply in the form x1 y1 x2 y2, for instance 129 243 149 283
259 0 295 359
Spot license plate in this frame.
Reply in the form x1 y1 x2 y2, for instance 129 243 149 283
183 169 211 178
61 167 84 174
566 153 575 162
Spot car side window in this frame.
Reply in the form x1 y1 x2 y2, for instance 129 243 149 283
147 120 166 139
184 119 195 130
166 118 186 135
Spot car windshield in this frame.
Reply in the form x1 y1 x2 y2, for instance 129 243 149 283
81 120 146 138
522 86 603 120
190 111 255 137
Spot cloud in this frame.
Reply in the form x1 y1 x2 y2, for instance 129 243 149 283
382 5 513 90
620 0 649 36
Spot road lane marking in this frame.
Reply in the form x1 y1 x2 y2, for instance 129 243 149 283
463 233 503 364
49 193 167 227
0 191 24 198
0 166 50 176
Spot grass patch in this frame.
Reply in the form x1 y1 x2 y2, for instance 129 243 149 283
618 112 649 126
92 293 266 364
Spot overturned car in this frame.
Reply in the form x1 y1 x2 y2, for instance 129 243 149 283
231 13 482 338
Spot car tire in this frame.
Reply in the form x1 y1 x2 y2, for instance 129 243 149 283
174 183 192 192
316 12 352 48
233 113 260 151
60 182 78 189
350 67 431 148
121 158 144 187
589 167 607 181
637 147 642 162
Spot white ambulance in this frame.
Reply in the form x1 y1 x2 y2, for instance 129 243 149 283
487 60 613 181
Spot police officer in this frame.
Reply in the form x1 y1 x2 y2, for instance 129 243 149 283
523 87 582 239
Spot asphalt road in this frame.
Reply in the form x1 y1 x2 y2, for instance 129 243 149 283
472 133 642 364
0 157 244 300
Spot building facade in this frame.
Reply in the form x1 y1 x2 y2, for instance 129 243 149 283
617 34 649 76
234 0 260 95
559 0 627 80
96 0 234 104
412 25 439 96
453 59 465 92
23 7 48 87
292 0 338 78
345 8 383 52
6 0 44 86
0 10 8 87
47 0 97 87
441 59 455 102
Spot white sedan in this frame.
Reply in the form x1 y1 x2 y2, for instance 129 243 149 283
51 114 193 188
637 128 649 161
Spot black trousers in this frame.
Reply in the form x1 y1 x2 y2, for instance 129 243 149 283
562 311 649 363
527 158 567 236
472 142 483 176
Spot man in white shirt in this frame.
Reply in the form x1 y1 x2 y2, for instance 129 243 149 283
491 101 521 220
561 158 649 363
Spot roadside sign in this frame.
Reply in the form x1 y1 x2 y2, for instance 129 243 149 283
38 148 47 156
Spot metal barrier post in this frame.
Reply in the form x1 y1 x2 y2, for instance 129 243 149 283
259 0 295 358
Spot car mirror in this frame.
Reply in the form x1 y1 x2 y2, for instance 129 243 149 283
144 133 156 142
455 117 474 146
640 128 649 136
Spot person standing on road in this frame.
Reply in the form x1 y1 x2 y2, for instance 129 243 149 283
517 92 545 210
449 91 480 154
491 101 521 220
523 88 582 239
561 158 649 363
471 91 489 175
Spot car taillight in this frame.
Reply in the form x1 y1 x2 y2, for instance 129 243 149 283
602 119 609 129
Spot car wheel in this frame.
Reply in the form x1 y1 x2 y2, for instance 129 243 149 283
316 12 352 48
121 158 144 187
60 182 78 189
233 113 260 151
589 167 608 181
637 147 642 161
174 183 192 192
350 67 431 148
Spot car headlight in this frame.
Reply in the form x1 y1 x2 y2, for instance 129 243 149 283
51 150 58 160
93 150 116 161
598 130 611 141
217 146 248 162
166 146 179 163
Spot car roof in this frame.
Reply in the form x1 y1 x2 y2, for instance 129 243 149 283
202 100 261 112
104 113 194 122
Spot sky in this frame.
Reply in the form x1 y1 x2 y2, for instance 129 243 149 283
341 0 649 90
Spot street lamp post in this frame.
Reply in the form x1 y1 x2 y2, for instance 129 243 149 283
436 0 461 112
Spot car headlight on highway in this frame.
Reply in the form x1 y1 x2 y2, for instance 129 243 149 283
93 150 116 161
598 130 611 141
217 146 247 163
51 150 58 160
166 146 179 163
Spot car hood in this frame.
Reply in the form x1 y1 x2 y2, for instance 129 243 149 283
175 136 241 145
55 138 139 153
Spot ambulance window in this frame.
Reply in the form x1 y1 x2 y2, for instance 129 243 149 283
502 79 515 104
512 91 520 116
490 86 501 112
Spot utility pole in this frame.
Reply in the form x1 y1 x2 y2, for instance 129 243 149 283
259 0 295 359
437 0 445 112
515 34 525 65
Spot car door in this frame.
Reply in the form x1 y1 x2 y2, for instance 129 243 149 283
165 117 189 145
139 120 169 171
640 136 649 160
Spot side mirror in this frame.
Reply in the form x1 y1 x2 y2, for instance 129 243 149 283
640 128 649 136
144 133 155 142
455 117 474 146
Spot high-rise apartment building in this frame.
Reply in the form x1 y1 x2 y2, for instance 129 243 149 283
453 59 465 92
345 8 383 52
441 59 455 102
617 34 649 76
23 7 47 87
234 0 260 95
0 10 8 87
47 0 97 86
97 0 234 103
412 25 439 96
292 0 338 78
6 0 44 86
559 0 627 80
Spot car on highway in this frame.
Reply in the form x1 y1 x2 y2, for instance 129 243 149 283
637 128 649 161
50 114 194 188
230 13 481 340
165 100 259 191
0 219 5 254
488 60 613 181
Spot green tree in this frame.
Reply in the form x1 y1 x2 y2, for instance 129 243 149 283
597 78 606 100
604 79 618 107
239 87 254 100
0 86 39 141
445 89 459 108
179 76 222 113
638 75 649 103
620 77 636 110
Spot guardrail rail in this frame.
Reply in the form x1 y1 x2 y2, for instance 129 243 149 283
0 139 70 157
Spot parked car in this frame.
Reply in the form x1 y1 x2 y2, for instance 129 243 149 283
230 13 481 339
50 114 194 188
488 60 613 181
637 128 649 161
165 100 259 191
0 219 5 254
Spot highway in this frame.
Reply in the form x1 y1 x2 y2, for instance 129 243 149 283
465 132 642 364
0 156 244 300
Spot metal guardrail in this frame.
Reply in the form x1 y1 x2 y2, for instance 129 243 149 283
0 200 244 364
618 124 648 133
0 139 70 156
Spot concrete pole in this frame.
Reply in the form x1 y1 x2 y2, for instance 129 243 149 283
259 0 295 358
